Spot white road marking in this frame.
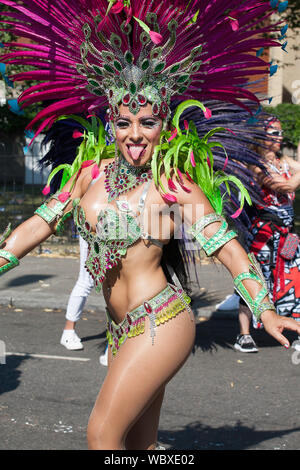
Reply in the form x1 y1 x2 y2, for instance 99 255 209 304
5 352 90 362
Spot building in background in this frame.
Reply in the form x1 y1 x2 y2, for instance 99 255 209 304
268 29 300 106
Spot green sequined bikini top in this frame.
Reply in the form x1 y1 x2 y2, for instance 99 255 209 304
73 179 163 292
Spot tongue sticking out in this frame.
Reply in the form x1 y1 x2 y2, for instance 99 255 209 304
128 145 145 161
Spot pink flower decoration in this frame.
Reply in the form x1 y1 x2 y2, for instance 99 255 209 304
73 130 84 139
204 108 212 119
111 1 124 13
42 185 50 196
149 31 163 45
91 163 100 180
168 179 177 191
124 6 133 25
58 192 70 203
207 156 211 168
226 128 237 136
97 16 108 32
179 184 191 193
223 155 229 170
168 128 177 142
231 207 243 219
190 150 196 167
184 120 189 131
185 171 194 183
81 160 95 168
162 193 177 203
230 19 239 31
177 168 183 182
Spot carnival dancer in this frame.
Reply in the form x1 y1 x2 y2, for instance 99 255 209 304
234 118 300 353
1 0 300 451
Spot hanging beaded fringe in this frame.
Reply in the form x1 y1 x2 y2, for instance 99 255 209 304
106 293 191 356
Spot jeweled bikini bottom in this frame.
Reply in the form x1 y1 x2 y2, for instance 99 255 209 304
106 284 192 356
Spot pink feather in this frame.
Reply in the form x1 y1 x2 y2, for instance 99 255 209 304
162 193 177 203
42 185 51 196
231 207 243 219
168 179 177 191
91 164 100 179
58 192 71 203
168 128 177 142
190 150 196 168
149 31 163 44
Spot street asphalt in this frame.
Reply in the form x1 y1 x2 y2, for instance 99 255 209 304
1 254 300 451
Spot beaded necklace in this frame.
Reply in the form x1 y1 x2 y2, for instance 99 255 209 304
104 156 152 202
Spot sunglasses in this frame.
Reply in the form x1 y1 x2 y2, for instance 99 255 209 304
267 129 283 137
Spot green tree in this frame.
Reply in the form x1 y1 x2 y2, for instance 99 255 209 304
265 103 300 148
283 0 300 29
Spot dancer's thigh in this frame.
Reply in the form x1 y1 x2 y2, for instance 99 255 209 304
88 310 195 449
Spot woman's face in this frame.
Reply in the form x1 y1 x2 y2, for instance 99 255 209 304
265 120 283 153
114 103 163 167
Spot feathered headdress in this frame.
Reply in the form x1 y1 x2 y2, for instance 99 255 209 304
0 0 287 134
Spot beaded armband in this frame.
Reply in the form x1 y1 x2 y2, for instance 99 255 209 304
0 224 19 275
190 213 237 256
233 253 276 323
34 193 72 233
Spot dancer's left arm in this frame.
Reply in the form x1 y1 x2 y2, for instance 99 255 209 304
174 176 300 348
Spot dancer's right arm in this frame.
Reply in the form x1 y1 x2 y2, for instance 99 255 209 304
0 166 92 269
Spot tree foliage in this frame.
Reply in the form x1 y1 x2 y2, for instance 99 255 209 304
265 103 300 148
283 0 300 29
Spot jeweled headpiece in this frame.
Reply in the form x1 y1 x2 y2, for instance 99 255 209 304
79 14 202 120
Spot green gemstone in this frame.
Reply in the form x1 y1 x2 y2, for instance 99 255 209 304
170 64 180 74
177 74 190 84
141 59 150 71
91 88 104 97
104 64 114 74
92 65 103 75
154 62 166 73
125 50 134 64
114 60 122 72
88 79 100 88
129 82 137 94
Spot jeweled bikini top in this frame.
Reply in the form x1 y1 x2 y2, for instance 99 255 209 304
73 178 163 293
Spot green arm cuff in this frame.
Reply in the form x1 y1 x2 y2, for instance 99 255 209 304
0 249 19 275
233 253 276 322
0 224 20 275
34 193 72 233
190 213 237 256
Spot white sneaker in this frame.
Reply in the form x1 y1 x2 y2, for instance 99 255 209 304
99 346 108 366
215 294 240 311
60 330 83 350
292 336 300 352
234 334 258 353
